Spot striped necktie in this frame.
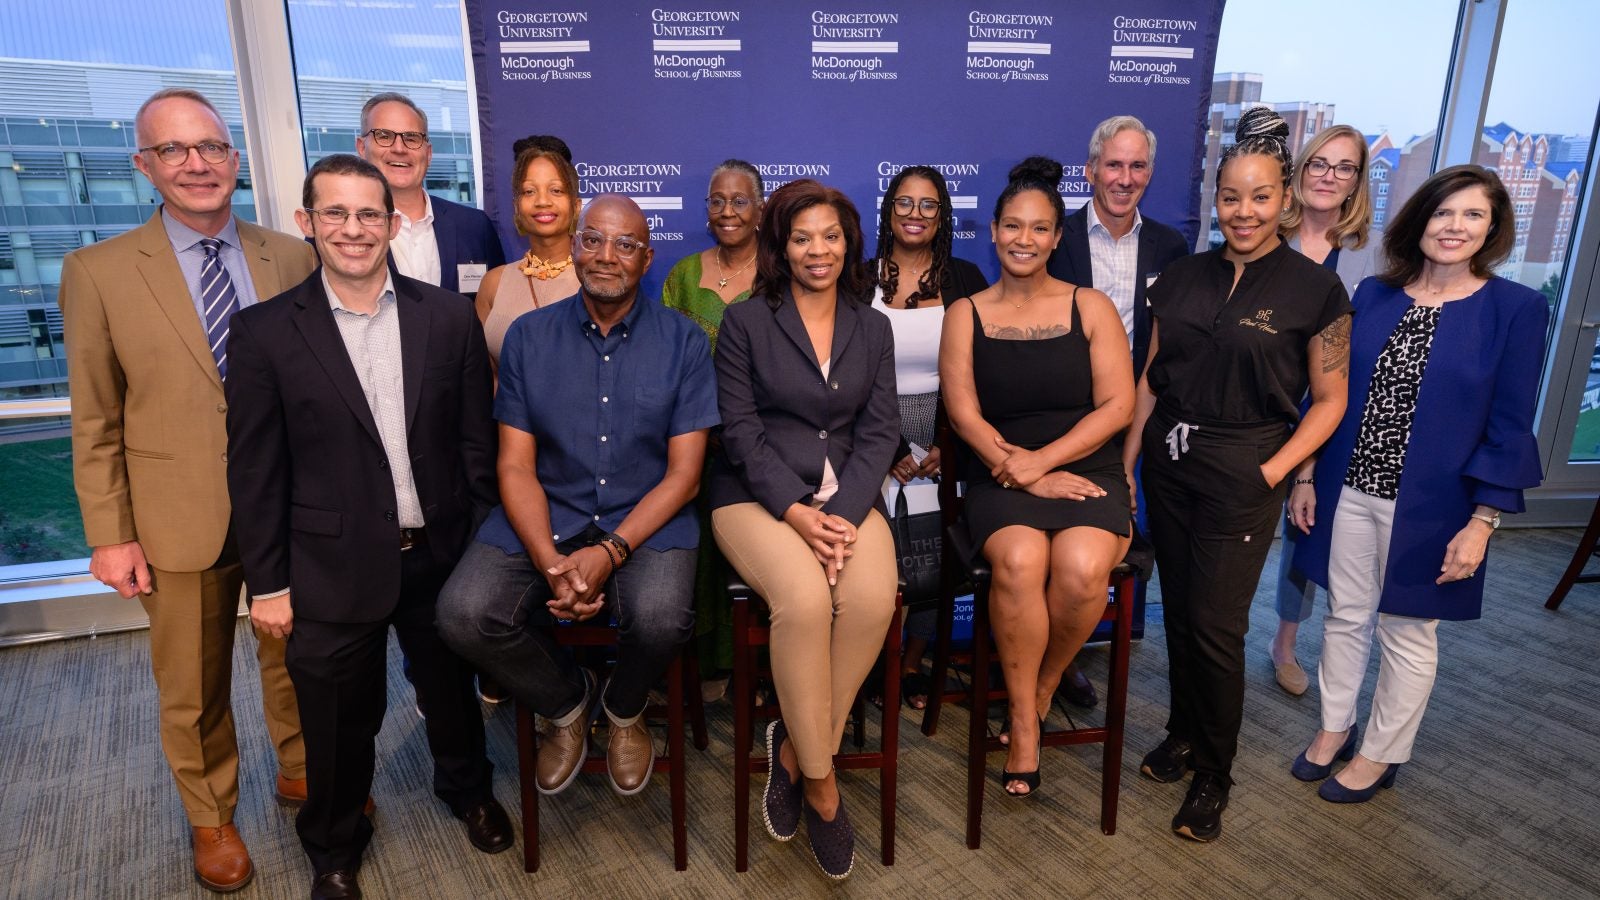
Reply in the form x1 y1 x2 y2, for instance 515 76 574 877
198 238 239 380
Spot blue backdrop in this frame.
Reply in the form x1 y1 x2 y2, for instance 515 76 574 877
466 1 1226 296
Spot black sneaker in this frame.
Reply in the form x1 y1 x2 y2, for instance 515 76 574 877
1140 735 1193 783
762 720 802 841
1171 773 1230 842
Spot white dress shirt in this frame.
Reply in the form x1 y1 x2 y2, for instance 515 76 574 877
390 193 442 287
1085 201 1144 345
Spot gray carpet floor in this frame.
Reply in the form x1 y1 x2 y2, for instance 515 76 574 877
2 527 1598 899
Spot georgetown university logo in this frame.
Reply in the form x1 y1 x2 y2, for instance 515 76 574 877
650 8 744 80
496 9 593 81
1105 14 1198 85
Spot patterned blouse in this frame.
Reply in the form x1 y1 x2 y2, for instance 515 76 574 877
1345 304 1443 499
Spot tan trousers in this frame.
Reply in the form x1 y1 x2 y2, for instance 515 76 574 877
713 504 898 778
142 554 304 827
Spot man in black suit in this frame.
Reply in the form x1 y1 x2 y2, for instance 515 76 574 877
1047 115 1190 381
225 154 510 899
357 92 506 297
1046 115 1189 709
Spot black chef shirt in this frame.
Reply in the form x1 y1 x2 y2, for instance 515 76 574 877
1146 240 1351 427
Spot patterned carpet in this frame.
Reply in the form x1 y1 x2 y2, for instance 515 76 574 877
1 527 1598 899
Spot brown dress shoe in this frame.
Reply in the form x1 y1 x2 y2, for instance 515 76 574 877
191 824 253 892
606 713 655 795
276 773 377 816
536 671 598 795
311 869 361 899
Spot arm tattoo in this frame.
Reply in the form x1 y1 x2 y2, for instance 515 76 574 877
984 323 1071 340
1319 313 1352 376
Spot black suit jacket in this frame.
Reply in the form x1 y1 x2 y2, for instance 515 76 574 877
709 289 900 527
225 269 497 623
382 194 508 295
1045 205 1189 379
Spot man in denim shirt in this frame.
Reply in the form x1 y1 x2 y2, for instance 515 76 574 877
438 195 717 796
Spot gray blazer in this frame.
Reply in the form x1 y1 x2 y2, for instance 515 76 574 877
709 288 900 527
1288 232 1382 296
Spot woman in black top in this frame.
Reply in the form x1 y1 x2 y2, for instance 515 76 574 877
940 157 1134 796
1123 108 1352 842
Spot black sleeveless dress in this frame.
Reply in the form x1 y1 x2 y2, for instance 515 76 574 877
962 289 1131 551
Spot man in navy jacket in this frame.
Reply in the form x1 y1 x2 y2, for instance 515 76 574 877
357 92 505 297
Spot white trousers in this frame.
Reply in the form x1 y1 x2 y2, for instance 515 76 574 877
1318 486 1440 764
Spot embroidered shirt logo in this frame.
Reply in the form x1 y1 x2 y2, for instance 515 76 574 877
1240 308 1279 334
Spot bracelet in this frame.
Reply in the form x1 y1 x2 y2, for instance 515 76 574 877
601 531 632 562
597 540 621 572
1293 478 1315 486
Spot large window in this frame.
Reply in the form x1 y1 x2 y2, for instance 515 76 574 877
0 1 248 569
1203 0 1461 248
285 0 479 205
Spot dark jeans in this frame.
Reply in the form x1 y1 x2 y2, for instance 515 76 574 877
284 533 492 876
1142 411 1287 781
436 535 696 721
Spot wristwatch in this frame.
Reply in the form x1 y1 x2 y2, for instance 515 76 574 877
1470 511 1501 530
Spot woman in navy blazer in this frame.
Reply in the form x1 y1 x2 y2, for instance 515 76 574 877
1289 166 1547 803
710 179 900 880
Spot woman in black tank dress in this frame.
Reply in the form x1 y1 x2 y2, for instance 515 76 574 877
939 157 1135 797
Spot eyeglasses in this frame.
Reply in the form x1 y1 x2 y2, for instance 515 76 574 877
576 229 646 259
1305 158 1360 181
302 207 393 227
706 195 755 215
892 196 942 217
363 128 429 149
138 141 232 166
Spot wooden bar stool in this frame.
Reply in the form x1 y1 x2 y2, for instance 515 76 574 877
728 577 902 872
515 622 708 872
1546 493 1600 610
943 523 1136 845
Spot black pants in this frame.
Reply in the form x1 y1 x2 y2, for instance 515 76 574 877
1142 410 1288 781
285 532 493 876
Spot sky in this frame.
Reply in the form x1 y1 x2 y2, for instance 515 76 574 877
1215 0 1600 141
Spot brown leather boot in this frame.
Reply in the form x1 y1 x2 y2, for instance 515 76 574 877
191 824 253 892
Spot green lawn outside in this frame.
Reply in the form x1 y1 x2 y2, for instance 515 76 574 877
1572 406 1600 463
0 436 89 565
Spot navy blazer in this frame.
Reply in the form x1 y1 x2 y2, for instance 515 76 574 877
710 288 900 527
225 269 498 623
1293 276 1548 621
1045 205 1188 379
383 194 508 295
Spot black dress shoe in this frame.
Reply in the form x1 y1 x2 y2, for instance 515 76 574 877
1140 735 1193 783
311 870 361 899
1171 773 1230 842
455 798 515 854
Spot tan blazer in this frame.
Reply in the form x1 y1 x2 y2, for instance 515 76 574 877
60 212 317 572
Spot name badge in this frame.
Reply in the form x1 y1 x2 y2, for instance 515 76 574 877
458 262 487 294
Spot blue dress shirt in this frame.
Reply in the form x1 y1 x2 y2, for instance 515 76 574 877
477 291 719 553
160 207 263 317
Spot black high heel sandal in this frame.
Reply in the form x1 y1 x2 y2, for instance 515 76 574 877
1001 768 1041 797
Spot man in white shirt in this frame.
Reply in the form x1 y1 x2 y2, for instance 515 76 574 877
1045 115 1190 709
356 93 505 297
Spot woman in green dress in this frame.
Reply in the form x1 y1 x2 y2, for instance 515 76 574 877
663 159 765 682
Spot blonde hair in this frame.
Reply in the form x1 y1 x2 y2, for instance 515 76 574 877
1281 124 1373 250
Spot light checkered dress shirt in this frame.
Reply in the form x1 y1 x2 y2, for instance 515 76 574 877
1085 202 1144 346
323 271 425 528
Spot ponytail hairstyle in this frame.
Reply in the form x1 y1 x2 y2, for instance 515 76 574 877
873 165 954 308
1220 105 1293 188
993 155 1066 229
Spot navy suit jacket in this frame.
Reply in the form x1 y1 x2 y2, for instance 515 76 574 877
225 269 498 623
709 289 901 527
1045 205 1188 379
383 194 508 295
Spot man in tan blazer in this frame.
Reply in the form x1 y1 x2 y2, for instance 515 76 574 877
59 88 313 893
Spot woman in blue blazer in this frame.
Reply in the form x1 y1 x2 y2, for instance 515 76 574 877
1289 166 1548 802
709 179 900 880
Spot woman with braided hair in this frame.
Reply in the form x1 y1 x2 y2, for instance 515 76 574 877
869 165 987 709
1123 106 1352 841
